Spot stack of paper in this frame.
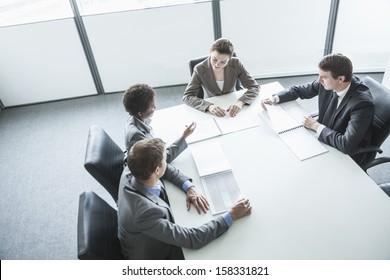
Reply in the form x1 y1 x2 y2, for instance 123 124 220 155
191 142 242 214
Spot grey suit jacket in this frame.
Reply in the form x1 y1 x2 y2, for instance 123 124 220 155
117 167 229 260
124 115 187 163
276 76 374 163
183 57 260 112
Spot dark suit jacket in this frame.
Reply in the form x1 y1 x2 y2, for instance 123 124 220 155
276 76 374 164
183 57 260 111
117 167 229 260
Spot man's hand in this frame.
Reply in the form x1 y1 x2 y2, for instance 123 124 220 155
303 116 320 131
207 105 226 117
229 198 252 220
182 121 196 139
186 187 209 214
261 96 277 106
227 101 244 117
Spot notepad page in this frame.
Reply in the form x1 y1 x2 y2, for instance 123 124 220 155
278 126 328 160
265 104 302 133
190 142 231 177
214 106 261 135
187 118 222 144
201 171 242 215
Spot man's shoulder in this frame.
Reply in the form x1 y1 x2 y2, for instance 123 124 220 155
353 80 374 104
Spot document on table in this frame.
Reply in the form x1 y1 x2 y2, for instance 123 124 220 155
214 106 261 134
187 107 260 144
260 104 328 160
186 118 222 144
191 142 242 215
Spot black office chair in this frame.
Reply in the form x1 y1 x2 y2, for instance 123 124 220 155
351 76 390 197
351 76 390 166
77 190 123 260
188 53 243 98
84 125 124 204
364 158 390 197
379 182 390 197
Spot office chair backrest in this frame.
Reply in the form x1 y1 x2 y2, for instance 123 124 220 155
362 76 390 161
77 191 123 260
188 53 242 98
189 55 208 99
84 125 124 203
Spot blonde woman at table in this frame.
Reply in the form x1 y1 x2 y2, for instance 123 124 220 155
123 83 208 214
183 38 260 117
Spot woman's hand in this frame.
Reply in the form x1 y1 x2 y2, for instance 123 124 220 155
227 101 244 117
207 105 226 117
182 122 196 139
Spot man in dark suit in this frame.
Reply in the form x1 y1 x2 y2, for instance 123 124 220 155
117 138 252 260
262 53 374 165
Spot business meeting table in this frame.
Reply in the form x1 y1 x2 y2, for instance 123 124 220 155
152 82 390 260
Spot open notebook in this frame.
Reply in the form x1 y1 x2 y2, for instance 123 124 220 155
191 142 242 215
187 108 261 144
260 104 328 160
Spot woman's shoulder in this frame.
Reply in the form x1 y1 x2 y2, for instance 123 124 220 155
228 56 242 67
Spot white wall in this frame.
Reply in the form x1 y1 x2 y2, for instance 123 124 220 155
1 0 390 107
82 2 214 92
382 55 390 89
220 0 331 78
333 0 390 72
0 19 96 107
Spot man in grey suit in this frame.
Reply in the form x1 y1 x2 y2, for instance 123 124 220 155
262 53 374 165
117 138 252 260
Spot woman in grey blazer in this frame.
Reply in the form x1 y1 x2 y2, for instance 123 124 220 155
183 38 260 117
123 83 193 161
123 83 209 214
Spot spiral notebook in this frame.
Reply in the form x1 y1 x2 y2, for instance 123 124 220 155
191 142 242 215
260 104 328 160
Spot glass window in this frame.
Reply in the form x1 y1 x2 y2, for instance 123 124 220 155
220 0 331 78
333 0 390 72
76 0 208 16
0 0 73 27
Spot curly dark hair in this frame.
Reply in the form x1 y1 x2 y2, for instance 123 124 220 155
123 83 155 116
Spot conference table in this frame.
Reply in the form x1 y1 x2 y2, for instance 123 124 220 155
152 82 390 260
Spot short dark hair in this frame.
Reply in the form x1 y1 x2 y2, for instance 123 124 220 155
127 138 165 181
318 53 353 82
211 38 234 57
123 83 155 116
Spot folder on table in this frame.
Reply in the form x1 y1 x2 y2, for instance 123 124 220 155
191 142 242 214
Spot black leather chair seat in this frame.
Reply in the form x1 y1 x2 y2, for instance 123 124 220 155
77 191 123 260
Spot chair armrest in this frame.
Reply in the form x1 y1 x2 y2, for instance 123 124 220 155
349 145 383 156
361 156 390 172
